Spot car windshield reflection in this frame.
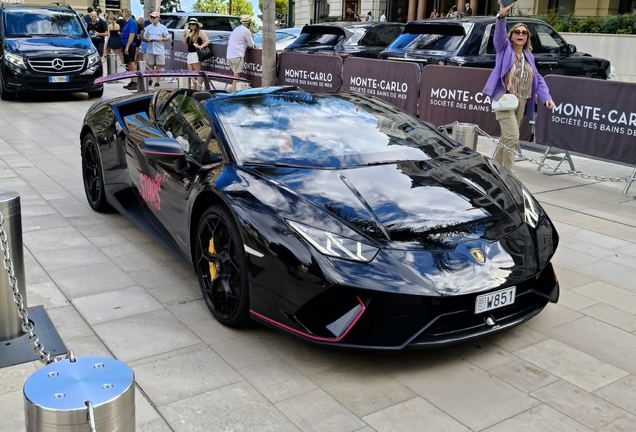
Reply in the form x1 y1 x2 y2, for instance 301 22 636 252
214 93 455 168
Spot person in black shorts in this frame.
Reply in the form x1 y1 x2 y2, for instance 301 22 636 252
86 11 108 57
121 9 138 89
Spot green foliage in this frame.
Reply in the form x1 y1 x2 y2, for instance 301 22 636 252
257 0 288 16
531 12 636 34
232 0 255 17
324 16 340 22
193 0 229 14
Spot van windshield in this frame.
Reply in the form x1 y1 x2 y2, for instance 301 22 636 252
5 10 86 38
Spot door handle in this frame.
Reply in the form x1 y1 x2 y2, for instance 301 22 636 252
537 61 559 66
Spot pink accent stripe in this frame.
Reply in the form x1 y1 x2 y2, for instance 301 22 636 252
250 296 366 343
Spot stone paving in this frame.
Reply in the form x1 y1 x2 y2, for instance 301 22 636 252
1 85 636 431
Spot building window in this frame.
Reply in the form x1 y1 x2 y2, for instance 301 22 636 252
547 0 575 15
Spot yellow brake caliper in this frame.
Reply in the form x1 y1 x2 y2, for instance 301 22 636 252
208 239 217 280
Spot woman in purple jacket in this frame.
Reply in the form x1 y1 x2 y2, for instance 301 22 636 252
483 1 555 171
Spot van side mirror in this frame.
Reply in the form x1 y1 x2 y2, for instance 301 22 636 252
568 44 576 55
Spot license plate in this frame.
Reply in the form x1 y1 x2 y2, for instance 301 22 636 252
475 287 515 314
49 76 69 83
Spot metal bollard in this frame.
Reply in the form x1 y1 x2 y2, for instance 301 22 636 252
452 123 478 151
177 76 190 89
136 60 147 92
0 191 26 342
106 54 118 76
24 356 135 432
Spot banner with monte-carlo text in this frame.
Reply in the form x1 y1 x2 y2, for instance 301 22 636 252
536 76 636 165
277 52 343 92
342 58 420 115
172 40 188 71
419 65 532 141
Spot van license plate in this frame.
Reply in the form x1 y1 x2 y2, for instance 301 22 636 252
475 287 515 314
49 76 69 83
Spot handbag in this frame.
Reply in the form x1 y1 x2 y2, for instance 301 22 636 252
491 94 519 111
196 45 213 62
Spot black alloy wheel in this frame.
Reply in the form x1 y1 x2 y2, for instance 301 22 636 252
81 133 112 212
196 205 250 327
0 72 16 101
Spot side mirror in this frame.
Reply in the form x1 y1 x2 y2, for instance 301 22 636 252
568 44 576 55
140 138 185 161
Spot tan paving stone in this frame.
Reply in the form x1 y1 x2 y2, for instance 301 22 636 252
486 323 551 352
0 362 37 396
598 414 636 432
131 344 243 406
594 375 636 416
482 404 593 432
72 286 164 325
524 303 583 332
580 303 636 333
239 357 319 404
530 380 627 429
188 318 249 345
275 389 366 432
33 244 110 272
558 289 599 311
573 281 636 315
65 335 113 358
362 397 470 432
164 298 212 326
26 280 69 309
0 390 27 432
515 339 629 392
552 266 596 290
574 260 636 293
309 362 416 417
388 355 539 431
161 381 300 431
92 309 201 362
451 339 518 370
546 317 636 375
48 262 137 299
211 334 281 370
489 359 559 393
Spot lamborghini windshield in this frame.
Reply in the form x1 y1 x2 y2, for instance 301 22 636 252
214 92 456 168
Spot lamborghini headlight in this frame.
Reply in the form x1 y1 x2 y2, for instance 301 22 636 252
5 52 26 69
288 220 379 262
522 187 540 228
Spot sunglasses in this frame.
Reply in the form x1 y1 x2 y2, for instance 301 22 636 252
513 29 529 36
150 16 159 19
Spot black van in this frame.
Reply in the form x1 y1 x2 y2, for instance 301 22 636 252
0 4 103 100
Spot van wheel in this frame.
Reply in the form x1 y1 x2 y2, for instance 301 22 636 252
0 73 16 101
88 88 104 98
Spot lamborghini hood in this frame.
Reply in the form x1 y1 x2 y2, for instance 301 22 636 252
249 154 523 251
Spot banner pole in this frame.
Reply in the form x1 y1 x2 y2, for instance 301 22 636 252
623 167 636 194
537 147 551 171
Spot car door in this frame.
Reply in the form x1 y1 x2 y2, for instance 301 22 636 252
528 23 572 77
153 92 223 253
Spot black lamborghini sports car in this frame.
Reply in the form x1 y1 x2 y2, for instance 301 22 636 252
80 81 559 349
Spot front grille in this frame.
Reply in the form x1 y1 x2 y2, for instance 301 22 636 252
28 56 85 73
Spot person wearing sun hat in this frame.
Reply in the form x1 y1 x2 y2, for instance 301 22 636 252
182 17 210 88
226 14 256 89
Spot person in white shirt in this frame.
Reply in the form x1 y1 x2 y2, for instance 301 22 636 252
226 15 256 89
379 10 386 21
144 11 170 87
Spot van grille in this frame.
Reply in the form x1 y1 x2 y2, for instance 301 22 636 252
28 56 85 73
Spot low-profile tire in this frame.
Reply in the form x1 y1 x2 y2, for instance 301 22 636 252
0 72 16 101
195 205 250 327
81 132 113 212
87 87 104 99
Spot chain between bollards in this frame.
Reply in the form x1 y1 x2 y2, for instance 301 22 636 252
0 212 73 365
438 122 632 183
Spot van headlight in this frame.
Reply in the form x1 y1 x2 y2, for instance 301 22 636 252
5 53 26 69
288 220 379 262
87 52 100 68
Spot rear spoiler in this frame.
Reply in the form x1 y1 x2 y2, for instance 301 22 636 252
95 70 248 91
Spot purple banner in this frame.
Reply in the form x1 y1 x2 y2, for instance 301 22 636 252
342 58 420 115
536 76 636 165
172 40 188 71
277 53 343 92
419 65 532 141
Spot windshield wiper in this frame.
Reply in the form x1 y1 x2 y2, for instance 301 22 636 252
31 33 67 37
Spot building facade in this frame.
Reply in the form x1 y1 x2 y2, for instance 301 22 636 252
292 0 632 26
21 0 132 15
